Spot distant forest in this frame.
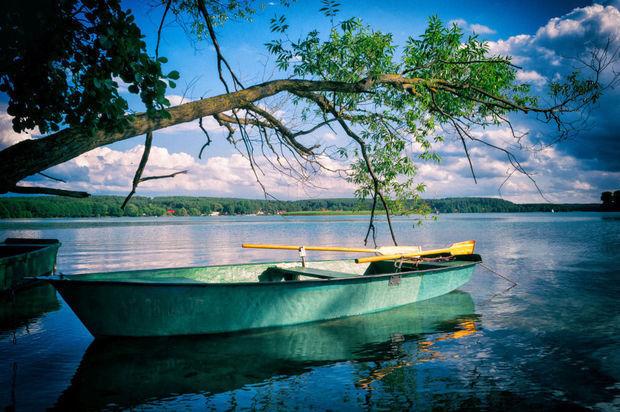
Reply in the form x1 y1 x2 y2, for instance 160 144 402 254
0 196 604 219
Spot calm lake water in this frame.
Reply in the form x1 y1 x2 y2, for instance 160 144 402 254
1 213 619 411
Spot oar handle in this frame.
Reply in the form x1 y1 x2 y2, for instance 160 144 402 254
242 244 376 253
355 248 449 263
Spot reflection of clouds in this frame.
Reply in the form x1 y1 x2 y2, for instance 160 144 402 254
34 216 378 273
2 229 43 239
64 221 212 272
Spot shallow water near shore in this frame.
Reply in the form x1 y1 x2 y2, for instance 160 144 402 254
1 213 619 411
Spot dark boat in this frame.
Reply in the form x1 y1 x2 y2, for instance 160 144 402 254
0 238 61 293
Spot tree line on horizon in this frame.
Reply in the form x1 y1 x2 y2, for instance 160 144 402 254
0 196 602 219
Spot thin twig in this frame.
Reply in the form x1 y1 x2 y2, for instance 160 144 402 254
37 172 66 183
155 0 172 59
122 131 153 208
140 170 188 182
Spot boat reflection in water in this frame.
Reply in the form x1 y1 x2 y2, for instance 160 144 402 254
53 290 478 410
0 283 60 335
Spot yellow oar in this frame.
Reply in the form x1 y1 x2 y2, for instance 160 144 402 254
241 243 422 255
355 240 476 264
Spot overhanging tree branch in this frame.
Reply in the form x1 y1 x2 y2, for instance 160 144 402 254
0 72 589 195
10 185 90 198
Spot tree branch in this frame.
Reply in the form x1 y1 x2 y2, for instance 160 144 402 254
155 0 172 59
10 185 90 198
245 104 319 156
198 114 212 159
37 172 66 183
292 90 399 245
139 170 188 182
0 73 596 194
122 131 153 209
196 0 244 91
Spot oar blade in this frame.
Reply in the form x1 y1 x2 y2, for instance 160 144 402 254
355 240 476 264
449 240 476 256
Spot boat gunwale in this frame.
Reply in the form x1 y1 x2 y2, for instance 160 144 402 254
0 240 61 264
44 256 481 288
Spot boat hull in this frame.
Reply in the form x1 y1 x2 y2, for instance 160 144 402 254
50 260 477 337
0 238 61 292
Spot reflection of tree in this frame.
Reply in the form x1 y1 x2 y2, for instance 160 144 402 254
355 318 479 390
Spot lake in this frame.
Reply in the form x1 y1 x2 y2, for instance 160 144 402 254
1 213 619 411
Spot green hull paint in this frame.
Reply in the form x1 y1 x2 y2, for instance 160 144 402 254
0 238 61 292
49 256 480 337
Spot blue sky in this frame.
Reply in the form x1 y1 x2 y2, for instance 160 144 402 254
1 0 619 202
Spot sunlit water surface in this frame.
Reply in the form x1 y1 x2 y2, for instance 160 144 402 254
0 213 619 411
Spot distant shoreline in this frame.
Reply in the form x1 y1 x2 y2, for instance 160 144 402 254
282 210 373 216
0 195 609 219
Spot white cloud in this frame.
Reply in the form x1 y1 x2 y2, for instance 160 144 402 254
487 4 620 68
485 3 620 172
469 23 496 35
449 18 496 35
41 144 355 199
156 118 223 134
516 70 547 86
166 94 189 106
414 125 618 203
0 109 34 150
536 4 620 43
112 76 130 92
322 131 338 142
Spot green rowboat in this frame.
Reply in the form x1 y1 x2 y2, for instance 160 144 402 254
1 238 61 293
46 254 480 337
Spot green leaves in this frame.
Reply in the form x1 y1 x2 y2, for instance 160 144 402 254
0 0 178 134
269 15 289 33
319 0 340 19
285 18 395 87
264 13 584 217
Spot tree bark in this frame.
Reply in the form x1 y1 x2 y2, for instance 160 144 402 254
0 76 425 193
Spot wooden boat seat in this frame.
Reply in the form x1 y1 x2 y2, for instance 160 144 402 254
276 266 358 280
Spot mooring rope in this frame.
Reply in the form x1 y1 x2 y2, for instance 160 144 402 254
479 262 518 289
474 262 519 305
